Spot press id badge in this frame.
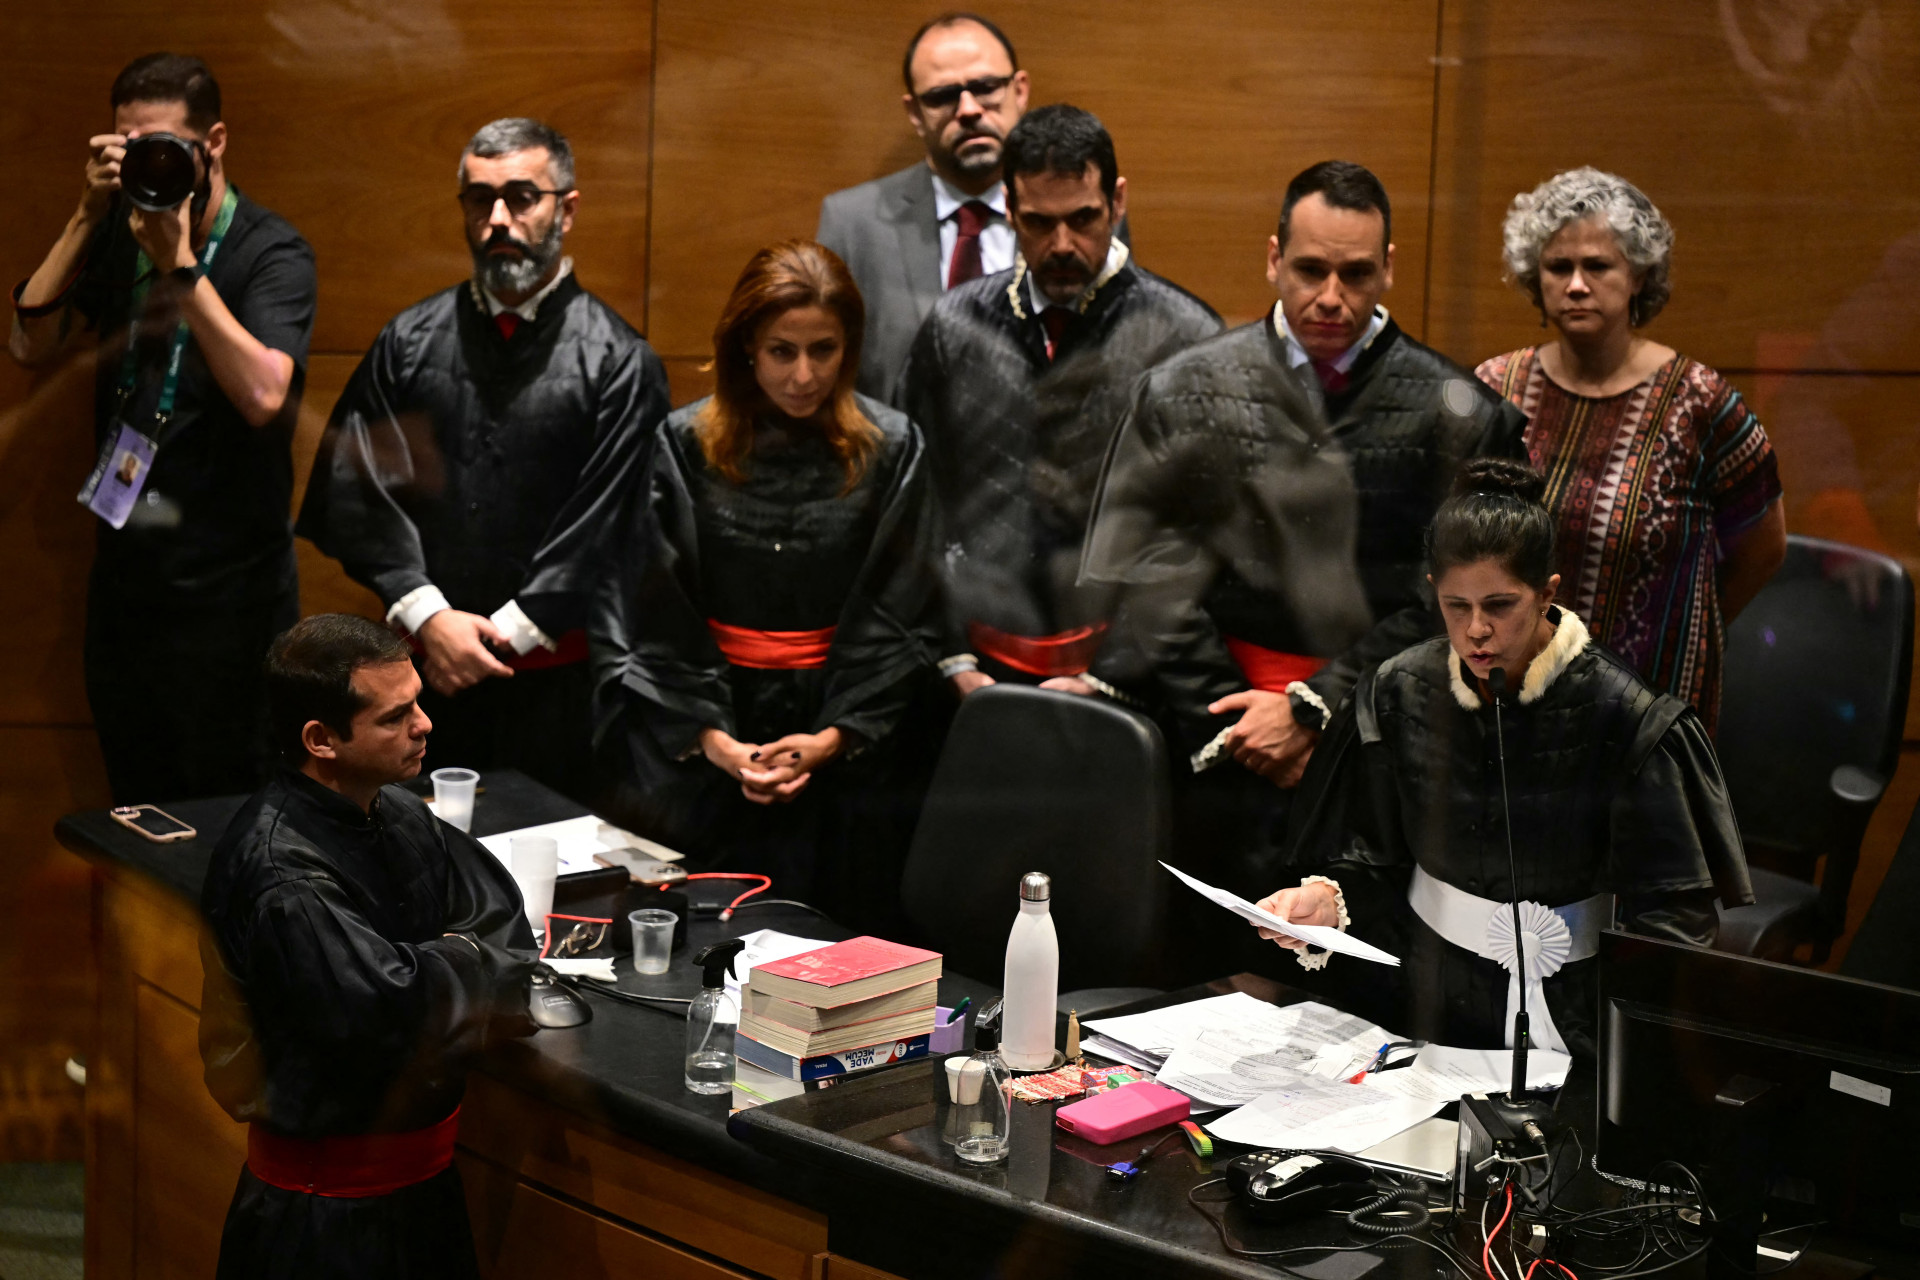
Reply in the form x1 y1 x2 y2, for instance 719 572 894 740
77 424 158 530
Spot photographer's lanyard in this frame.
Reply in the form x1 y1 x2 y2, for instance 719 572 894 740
78 187 238 529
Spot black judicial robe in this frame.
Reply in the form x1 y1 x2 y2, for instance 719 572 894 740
199 769 536 1278
296 275 669 797
900 256 1221 676
590 397 939 927
1280 612 1754 1057
1079 315 1527 912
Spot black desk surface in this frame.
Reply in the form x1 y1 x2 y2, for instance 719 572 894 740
56 773 1920 1280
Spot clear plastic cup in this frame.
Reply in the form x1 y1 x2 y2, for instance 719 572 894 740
510 834 559 936
430 767 479 832
628 908 677 976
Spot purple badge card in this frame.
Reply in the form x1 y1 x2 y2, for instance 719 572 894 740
78 425 157 530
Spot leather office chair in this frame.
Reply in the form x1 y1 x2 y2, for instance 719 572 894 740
1715 535 1913 962
1840 790 1920 991
900 684 1172 1015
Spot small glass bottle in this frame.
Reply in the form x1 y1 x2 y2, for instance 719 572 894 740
685 939 745 1095
954 1022 1012 1165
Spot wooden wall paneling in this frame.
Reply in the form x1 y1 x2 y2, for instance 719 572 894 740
0 728 104 1163
132 981 245 1280
1425 0 1920 375
0 0 656 360
647 0 1444 366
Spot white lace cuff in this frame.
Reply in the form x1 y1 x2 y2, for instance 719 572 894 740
1286 680 1331 727
937 653 979 678
1293 875 1350 971
1191 724 1233 773
386 584 450 637
1080 672 1141 707
489 598 557 655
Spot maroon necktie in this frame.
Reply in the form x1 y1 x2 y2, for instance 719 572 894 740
1040 307 1073 361
1310 357 1349 394
495 312 521 341
947 200 993 289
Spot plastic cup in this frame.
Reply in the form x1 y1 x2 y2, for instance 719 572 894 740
510 834 559 936
628 908 677 976
430 768 479 832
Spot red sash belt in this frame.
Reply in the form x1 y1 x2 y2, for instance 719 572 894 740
708 619 836 669
246 1109 459 1198
1224 636 1327 693
968 622 1109 678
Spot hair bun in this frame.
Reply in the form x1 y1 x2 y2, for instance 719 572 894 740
1452 457 1547 505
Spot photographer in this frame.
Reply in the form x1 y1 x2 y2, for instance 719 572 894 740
9 53 317 804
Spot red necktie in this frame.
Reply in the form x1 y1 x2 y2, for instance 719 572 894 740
1310 358 1349 394
947 200 993 289
1041 307 1073 361
495 312 521 341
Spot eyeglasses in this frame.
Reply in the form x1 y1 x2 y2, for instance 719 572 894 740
914 74 1013 112
458 182 568 219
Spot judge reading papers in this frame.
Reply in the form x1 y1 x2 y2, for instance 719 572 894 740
1252 460 1752 1056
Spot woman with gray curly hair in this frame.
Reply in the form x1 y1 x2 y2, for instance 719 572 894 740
1475 167 1785 733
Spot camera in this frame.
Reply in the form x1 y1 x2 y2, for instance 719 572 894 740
121 133 203 211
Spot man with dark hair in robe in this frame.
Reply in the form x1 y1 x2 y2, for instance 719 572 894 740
902 104 1219 696
298 117 669 803
200 612 535 1278
1081 159 1527 921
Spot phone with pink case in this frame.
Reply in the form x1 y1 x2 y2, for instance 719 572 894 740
1053 1081 1190 1145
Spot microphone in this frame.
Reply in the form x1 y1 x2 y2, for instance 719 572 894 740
1484 666 1531 1105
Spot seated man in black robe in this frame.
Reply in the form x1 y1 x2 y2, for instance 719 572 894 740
1081 160 1527 911
298 117 669 803
199 614 535 1278
901 104 1220 695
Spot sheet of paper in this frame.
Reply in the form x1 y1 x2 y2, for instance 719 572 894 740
478 815 685 875
1202 1041 1574 1152
1154 1000 1392 1107
1079 1034 1164 1074
544 957 617 982
1082 991 1276 1065
1160 863 1401 966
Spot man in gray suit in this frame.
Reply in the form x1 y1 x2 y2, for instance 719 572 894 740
818 13 1029 402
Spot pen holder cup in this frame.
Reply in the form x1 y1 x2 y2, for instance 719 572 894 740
931 1007 969 1056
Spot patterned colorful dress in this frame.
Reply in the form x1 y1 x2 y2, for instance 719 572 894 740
1475 348 1781 733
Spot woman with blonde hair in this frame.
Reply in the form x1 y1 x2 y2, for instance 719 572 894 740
590 240 938 927
1476 168 1785 733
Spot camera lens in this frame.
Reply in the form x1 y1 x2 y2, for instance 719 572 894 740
121 134 199 212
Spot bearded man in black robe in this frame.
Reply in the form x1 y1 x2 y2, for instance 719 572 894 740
200 613 535 1278
298 117 668 802
901 104 1220 697
1081 161 1528 919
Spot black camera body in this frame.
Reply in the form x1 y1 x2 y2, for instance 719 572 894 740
121 133 204 212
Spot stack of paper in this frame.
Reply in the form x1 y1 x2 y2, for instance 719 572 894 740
478 815 685 875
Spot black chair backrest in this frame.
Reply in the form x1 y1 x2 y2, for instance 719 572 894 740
1719 535 1913 870
900 684 1172 991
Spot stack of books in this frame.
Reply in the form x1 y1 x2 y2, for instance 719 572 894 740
732 936 943 1110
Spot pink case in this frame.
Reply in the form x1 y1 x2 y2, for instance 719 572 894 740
1053 1081 1190 1145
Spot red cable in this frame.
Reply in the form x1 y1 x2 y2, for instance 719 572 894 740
1484 1182 1514 1280
685 872 772 920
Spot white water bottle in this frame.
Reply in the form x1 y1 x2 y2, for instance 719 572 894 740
1001 872 1060 1070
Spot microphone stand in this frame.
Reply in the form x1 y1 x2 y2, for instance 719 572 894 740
1483 666 1558 1134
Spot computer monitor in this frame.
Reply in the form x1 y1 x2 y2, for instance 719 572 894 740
1597 930 1920 1246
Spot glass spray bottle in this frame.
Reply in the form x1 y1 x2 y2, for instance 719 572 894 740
686 939 745 1094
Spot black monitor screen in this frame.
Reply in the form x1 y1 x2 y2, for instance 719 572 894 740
1597 930 1920 1245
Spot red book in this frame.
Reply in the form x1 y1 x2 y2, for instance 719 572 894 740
748 936 943 1008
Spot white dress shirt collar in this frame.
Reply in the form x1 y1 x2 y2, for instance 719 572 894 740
930 173 1007 221
1013 237 1131 319
1272 302 1390 372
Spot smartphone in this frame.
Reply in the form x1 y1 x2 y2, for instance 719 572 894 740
594 847 688 886
110 804 197 843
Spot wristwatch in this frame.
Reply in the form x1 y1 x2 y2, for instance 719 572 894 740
168 263 204 289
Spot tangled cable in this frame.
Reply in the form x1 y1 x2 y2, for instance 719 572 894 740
1346 1183 1433 1236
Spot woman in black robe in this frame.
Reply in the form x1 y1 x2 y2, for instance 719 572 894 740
591 240 938 931
1253 458 1753 1056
